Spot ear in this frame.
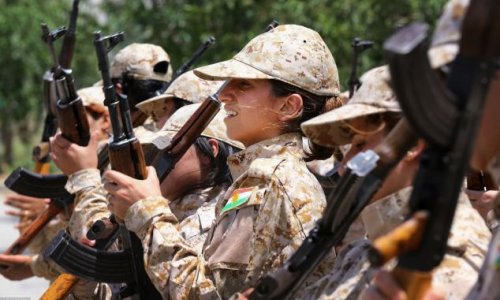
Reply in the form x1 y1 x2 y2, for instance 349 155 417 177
208 138 219 158
277 93 303 122
404 139 426 162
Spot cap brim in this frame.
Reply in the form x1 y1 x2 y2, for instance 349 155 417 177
301 103 397 147
194 58 274 81
135 93 174 111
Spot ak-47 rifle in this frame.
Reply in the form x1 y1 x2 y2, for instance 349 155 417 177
42 23 89 145
44 31 227 299
248 118 418 300
7 34 217 200
1 1 80 267
44 81 228 281
31 0 79 173
348 38 374 98
368 0 500 297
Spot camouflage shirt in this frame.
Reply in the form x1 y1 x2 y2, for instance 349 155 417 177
465 154 500 300
66 168 110 241
298 186 491 300
124 133 328 299
170 185 228 253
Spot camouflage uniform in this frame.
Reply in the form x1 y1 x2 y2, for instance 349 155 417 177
297 187 491 300
125 133 327 299
465 155 500 300
121 24 340 299
28 85 108 281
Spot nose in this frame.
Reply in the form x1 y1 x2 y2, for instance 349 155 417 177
218 80 234 104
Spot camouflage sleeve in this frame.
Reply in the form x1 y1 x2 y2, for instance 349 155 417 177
124 196 219 299
30 254 61 281
65 169 110 240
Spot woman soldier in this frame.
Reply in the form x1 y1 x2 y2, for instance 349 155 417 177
103 24 340 299
297 65 490 300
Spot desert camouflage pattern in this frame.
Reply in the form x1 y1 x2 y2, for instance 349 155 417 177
123 133 329 299
428 0 469 68
65 169 110 241
78 86 106 113
296 187 491 300
170 184 228 253
465 157 500 300
136 70 223 120
194 24 339 96
111 43 173 82
142 102 245 150
302 65 400 147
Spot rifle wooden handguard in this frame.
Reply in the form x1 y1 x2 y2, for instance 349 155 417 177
40 273 79 300
369 211 428 266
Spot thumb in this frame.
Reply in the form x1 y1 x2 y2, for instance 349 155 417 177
146 166 160 183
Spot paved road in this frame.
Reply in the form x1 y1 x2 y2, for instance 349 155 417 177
0 176 49 299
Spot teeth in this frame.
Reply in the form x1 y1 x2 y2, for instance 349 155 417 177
226 110 237 117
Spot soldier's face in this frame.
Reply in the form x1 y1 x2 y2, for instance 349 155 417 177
471 72 500 170
219 79 284 146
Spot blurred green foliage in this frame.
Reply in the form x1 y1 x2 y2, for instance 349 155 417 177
0 0 446 170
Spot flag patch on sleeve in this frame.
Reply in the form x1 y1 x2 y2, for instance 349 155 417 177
221 187 255 213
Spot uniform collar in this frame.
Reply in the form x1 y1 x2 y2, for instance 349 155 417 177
227 133 303 180
360 186 413 240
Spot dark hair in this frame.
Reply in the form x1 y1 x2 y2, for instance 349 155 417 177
172 97 191 111
112 75 166 111
269 79 338 160
193 136 239 188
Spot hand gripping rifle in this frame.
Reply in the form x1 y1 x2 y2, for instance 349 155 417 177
367 1 500 297
43 82 227 282
249 118 418 300
0 2 80 265
348 38 374 98
44 31 161 300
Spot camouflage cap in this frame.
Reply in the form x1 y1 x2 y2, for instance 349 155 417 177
78 86 106 114
111 43 173 82
139 103 244 150
428 0 469 68
136 70 224 118
194 24 339 96
301 66 400 147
